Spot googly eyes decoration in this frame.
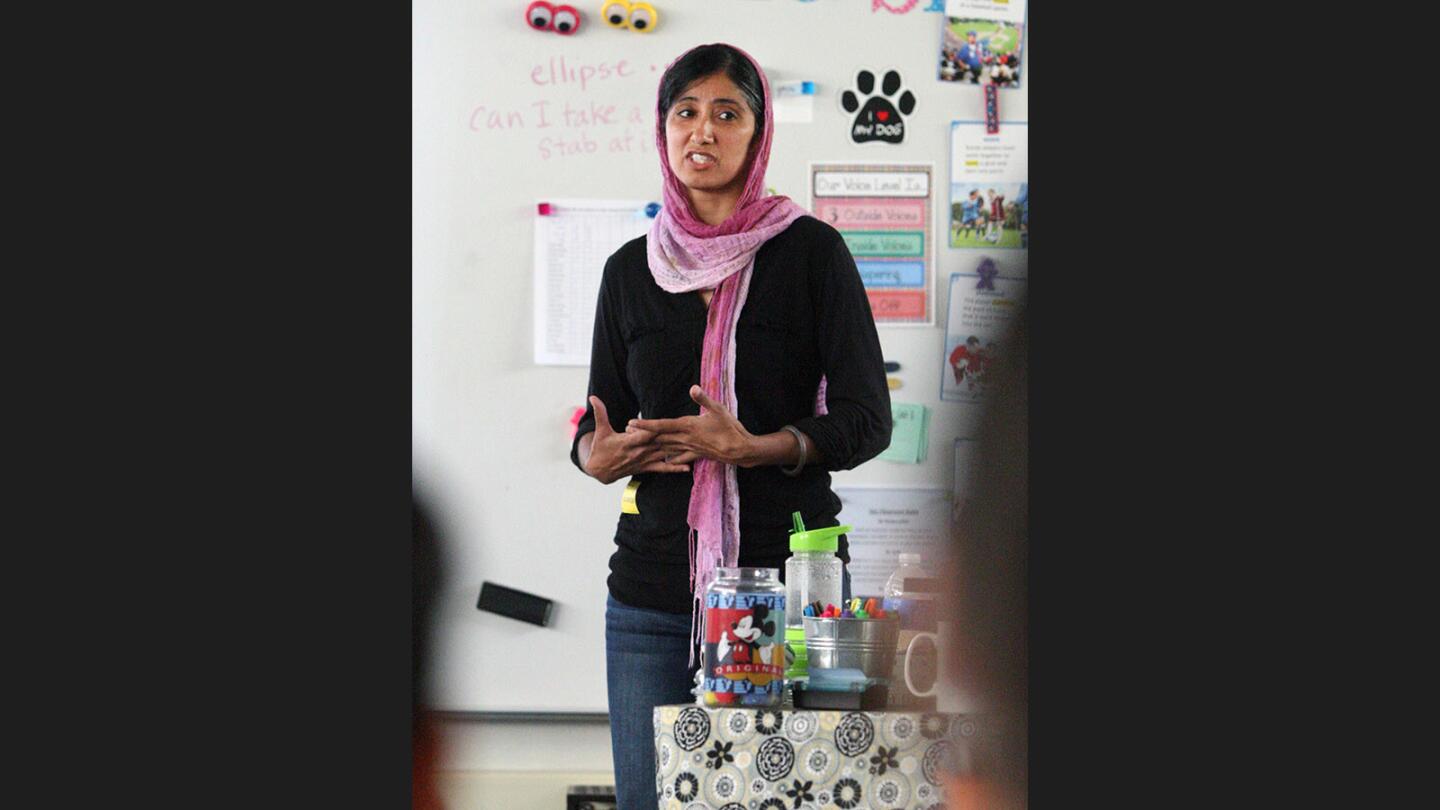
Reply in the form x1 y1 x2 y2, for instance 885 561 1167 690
526 1 582 35
600 1 659 33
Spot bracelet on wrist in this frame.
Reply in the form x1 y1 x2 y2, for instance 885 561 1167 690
779 425 807 477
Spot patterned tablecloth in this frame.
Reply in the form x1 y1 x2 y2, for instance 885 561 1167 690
652 704 980 810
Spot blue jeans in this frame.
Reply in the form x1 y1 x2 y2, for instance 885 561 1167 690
604 572 850 809
605 595 698 810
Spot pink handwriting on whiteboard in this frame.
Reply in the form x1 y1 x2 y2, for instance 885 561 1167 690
529 56 635 92
466 54 659 160
470 100 635 131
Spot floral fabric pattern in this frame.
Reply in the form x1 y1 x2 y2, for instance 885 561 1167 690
868 745 899 775
705 740 735 769
675 707 712 751
754 709 784 736
654 706 976 810
919 712 950 740
674 772 700 802
783 711 816 743
782 778 814 808
832 777 863 809
834 713 876 757
921 740 953 786
755 736 796 782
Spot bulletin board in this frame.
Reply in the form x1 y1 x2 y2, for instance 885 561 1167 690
413 0 1029 714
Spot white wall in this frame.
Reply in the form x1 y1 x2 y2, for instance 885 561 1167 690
438 770 617 810
438 717 614 773
436 717 615 810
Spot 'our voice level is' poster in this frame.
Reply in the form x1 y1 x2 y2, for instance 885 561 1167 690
809 162 935 326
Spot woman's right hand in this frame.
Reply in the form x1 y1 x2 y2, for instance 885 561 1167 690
582 396 693 484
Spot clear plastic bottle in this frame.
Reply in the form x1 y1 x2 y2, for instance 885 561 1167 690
783 512 848 680
883 553 926 594
882 553 939 631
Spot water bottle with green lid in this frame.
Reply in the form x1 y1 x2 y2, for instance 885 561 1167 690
784 511 848 680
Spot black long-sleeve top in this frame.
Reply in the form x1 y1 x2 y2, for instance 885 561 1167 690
570 215 892 614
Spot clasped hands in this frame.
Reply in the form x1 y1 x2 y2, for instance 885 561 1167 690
583 385 759 484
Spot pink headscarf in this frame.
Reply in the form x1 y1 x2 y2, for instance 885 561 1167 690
644 43 821 659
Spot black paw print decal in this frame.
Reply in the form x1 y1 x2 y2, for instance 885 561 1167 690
840 69 916 144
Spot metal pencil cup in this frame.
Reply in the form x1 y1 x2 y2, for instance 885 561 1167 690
802 617 900 680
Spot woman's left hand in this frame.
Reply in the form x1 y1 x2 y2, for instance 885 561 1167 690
628 385 755 467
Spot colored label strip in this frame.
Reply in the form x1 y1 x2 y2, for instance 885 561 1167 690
866 290 926 320
856 260 926 287
842 230 924 257
813 197 926 229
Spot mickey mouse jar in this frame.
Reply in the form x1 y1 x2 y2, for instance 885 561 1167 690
701 567 786 707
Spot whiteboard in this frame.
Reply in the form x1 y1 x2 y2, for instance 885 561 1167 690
413 0 1029 714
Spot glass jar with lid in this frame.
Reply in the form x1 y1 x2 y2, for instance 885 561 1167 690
701 566 786 707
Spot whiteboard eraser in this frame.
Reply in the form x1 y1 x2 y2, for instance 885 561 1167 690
477 581 555 626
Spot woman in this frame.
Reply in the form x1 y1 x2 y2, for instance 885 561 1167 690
568 43 891 807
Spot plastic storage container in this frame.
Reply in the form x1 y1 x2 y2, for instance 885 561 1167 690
701 567 787 707
783 512 849 679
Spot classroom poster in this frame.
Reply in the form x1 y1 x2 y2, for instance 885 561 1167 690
941 265 1025 403
949 120 1027 251
834 486 953 597
810 162 935 326
938 0 1026 85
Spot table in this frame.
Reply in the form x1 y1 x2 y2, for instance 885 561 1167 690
653 704 981 810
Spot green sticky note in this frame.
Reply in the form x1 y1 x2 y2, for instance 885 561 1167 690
879 402 928 463
917 404 930 463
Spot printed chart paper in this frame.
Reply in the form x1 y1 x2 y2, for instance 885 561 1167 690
533 199 652 365
949 120 1027 252
835 486 953 597
810 163 935 325
941 268 1025 403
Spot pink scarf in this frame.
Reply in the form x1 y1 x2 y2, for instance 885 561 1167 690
644 44 822 659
